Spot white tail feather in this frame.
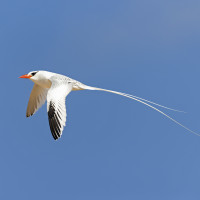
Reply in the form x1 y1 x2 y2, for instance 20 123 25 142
118 92 186 113
82 84 199 137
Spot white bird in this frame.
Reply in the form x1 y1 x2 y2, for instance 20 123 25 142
19 70 199 140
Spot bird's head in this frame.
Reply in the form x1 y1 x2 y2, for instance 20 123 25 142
19 71 52 88
19 71 39 80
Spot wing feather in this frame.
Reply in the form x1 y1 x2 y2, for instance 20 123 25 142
26 84 48 117
47 77 73 140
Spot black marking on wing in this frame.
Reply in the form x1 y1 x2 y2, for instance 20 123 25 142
48 101 62 140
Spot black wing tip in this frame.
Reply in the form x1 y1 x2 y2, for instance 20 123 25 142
52 135 62 140
26 111 35 117
48 101 63 140
49 119 61 140
50 127 62 140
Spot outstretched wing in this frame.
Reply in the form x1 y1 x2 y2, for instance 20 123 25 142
47 77 73 140
26 84 48 117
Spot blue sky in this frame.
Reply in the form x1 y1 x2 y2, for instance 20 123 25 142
1 0 200 199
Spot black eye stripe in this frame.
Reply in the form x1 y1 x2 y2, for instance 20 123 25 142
31 72 38 76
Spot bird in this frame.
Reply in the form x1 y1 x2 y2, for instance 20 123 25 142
19 70 199 140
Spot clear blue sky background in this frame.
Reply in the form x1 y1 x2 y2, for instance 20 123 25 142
1 0 200 199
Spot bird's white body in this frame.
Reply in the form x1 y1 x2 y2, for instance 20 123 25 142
20 70 199 140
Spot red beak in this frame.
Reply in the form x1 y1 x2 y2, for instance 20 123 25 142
19 74 32 79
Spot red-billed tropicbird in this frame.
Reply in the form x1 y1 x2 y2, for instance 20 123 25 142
19 70 199 140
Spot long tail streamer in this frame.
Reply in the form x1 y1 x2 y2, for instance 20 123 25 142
83 85 199 137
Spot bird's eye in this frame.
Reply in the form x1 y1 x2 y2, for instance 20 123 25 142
31 72 37 76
